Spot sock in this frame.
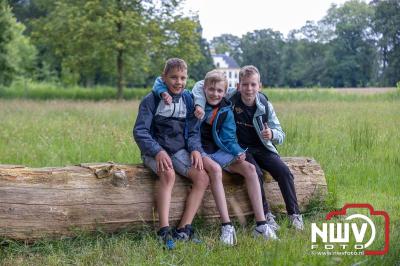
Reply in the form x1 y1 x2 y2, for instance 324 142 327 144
256 221 267 226
158 226 169 234
221 222 232 226
177 224 191 232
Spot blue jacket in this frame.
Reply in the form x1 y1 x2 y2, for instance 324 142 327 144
201 98 244 156
133 86 202 157
153 77 244 156
192 80 285 155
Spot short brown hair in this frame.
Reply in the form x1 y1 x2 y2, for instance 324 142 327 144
163 58 187 75
204 69 228 90
239 65 261 83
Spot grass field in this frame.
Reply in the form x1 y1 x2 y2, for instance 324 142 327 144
0 90 399 265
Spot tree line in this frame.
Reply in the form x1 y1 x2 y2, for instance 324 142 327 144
1 0 399 98
210 0 400 88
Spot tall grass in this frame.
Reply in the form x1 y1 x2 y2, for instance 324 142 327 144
0 94 399 265
1 81 399 101
0 81 150 100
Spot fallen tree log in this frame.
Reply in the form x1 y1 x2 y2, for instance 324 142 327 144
0 158 327 240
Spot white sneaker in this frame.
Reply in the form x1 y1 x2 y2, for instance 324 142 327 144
253 224 278 240
289 214 304 230
265 212 280 231
220 224 237 246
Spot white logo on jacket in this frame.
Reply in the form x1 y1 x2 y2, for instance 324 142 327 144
155 98 187 118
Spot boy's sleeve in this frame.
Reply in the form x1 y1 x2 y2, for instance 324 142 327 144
217 111 244 156
225 86 238 99
192 80 206 108
133 96 163 157
186 105 204 154
267 101 285 145
152 76 167 98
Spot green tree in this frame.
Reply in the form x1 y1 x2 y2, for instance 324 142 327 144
321 0 377 87
188 23 214 82
8 0 51 34
31 0 204 97
149 14 210 84
282 33 327 87
241 29 284 87
210 34 242 65
372 0 400 86
0 1 36 86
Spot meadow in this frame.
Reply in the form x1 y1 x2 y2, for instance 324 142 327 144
0 90 399 265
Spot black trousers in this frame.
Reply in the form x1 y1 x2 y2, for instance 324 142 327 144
245 146 300 215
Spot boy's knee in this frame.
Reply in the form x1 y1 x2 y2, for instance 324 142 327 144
158 169 175 186
247 163 256 173
242 162 256 176
193 172 210 189
208 164 222 181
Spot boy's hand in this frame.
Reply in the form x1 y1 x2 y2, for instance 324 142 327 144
161 92 172 105
155 150 173 172
194 105 205 120
236 153 246 162
190 150 203 170
261 123 272 140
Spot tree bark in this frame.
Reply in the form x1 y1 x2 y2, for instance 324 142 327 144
116 18 124 100
0 158 327 240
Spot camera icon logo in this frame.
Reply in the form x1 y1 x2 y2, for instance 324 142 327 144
311 203 390 255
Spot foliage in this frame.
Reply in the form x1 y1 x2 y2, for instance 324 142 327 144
241 29 285 87
0 1 36 85
5 0 400 89
321 0 377 87
210 34 242 65
26 0 206 98
0 80 150 100
372 0 400 86
189 23 215 81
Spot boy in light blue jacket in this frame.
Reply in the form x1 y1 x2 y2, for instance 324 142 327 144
192 65 304 231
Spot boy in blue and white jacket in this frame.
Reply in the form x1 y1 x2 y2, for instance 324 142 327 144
154 69 278 244
133 58 210 249
192 65 304 231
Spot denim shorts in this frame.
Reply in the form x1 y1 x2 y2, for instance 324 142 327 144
206 149 237 169
142 149 192 177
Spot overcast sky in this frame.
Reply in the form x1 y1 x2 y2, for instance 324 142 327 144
182 0 350 40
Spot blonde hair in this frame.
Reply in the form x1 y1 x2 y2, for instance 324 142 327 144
239 65 261 83
163 58 187 75
204 69 228 90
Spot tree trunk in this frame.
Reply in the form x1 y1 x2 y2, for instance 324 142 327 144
0 158 327 241
116 19 124 100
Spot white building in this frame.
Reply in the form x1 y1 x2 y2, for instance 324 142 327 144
212 53 240 88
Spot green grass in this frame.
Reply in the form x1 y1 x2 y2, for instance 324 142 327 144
0 81 151 100
2 81 399 102
0 93 399 265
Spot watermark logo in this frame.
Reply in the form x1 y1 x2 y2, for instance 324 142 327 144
310 204 390 256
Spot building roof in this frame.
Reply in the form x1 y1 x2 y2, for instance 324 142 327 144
213 53 240 68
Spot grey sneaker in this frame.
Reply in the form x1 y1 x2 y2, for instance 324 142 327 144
265 212 280 231
253 224 278 240
289 214 304 230
220 224 237 246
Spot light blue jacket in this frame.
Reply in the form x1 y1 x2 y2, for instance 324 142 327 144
192 80 285 155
